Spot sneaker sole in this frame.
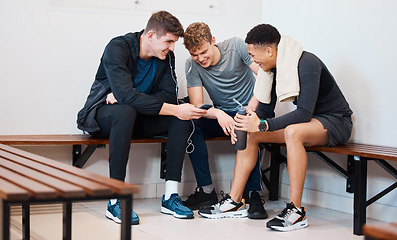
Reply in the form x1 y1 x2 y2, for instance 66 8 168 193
161 206 194 219
269 219 308 232
248 212 268 219
105 210 139 225
106 210 122 224
198 209 248 219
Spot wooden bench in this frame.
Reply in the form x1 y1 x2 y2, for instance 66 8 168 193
262 142 397 235
363 222 397 240
0 143 139 240
0 134 231 179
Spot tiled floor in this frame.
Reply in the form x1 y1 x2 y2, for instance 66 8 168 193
9 197 375 240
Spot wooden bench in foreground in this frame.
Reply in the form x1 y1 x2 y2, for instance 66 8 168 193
363 222 397 240
0 143 139 240
262 142 397 235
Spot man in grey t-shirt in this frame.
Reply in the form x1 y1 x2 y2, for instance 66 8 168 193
181 22 276 219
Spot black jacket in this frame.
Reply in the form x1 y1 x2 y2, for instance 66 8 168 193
77 30 178 133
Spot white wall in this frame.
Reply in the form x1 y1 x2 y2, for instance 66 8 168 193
0 0 261 197
262 0 397 222
1 0 396 223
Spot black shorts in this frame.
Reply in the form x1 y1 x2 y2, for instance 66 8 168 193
314 114 353 146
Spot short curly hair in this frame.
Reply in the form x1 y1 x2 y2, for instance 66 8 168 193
183 22 212 51
145 11 184 38
245 24 281 46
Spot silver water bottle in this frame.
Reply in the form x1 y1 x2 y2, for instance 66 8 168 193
233 107 247 150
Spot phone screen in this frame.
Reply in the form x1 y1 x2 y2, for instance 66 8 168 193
199 104 213 110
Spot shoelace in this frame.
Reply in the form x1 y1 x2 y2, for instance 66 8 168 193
250 193 265 206
186 187 201 200
115 200 121 207
278 202 296 218
215 191 229 207
169 195 183 206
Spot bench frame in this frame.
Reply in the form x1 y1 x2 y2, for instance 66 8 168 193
1 194 133 240
262 143 397 235
0 143 139 240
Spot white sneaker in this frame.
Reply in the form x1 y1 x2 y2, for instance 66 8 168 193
198 193 247 219
266 202 308 231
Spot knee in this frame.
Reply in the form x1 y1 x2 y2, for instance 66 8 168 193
178 118 192 131
284 125 302 144
113 105 136 124
247 132 262 145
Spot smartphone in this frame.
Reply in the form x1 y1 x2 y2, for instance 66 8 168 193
199 104 213 110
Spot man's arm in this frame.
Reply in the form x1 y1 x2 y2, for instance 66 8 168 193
187 86 235 135
246 95 259 112
159 102 207 120
249 62 259 75
187 86 205 108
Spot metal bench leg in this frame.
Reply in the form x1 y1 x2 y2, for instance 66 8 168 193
22 203 30 240
269 145 281 201
63 201 72 240
160 142 167 179
353 156 367 235
120 196 132 240
1 199 10 240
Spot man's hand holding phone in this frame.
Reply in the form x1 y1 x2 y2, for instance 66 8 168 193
199 104 213 110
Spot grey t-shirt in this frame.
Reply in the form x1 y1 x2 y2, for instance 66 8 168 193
186 37 255 112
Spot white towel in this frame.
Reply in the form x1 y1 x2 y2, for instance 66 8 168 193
254 35 303 104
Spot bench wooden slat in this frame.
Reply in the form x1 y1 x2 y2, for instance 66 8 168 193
336 143 397 154
0 165 59 200
0 134 230 146
0 134 168 145
0 178 30 201
0 144 139 240
363 222 397 240
0 144 139 195
306 143 397 161
0 149 112 197
0 156 88 198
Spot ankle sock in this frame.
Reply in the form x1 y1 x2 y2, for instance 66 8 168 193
201 184 213 194
249 191 259 198
110 199 117 205
164 180 178 200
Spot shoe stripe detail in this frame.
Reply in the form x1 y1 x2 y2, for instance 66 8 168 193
236 204 245 212
221 199 244 213
292 208 306 225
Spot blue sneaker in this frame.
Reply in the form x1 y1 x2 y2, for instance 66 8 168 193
161 193 194 219
106 200 139 225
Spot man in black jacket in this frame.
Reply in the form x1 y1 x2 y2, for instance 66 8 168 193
77 11 207 224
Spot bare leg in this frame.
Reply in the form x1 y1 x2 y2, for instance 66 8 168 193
229 130 285 202
284 119 328 208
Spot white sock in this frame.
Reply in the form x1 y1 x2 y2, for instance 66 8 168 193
164 180 178 200
201 184 213 194
110 199 117 205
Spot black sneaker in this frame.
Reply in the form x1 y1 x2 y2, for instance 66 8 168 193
247 191 268 219
182 187 218 210
266 202 308 231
